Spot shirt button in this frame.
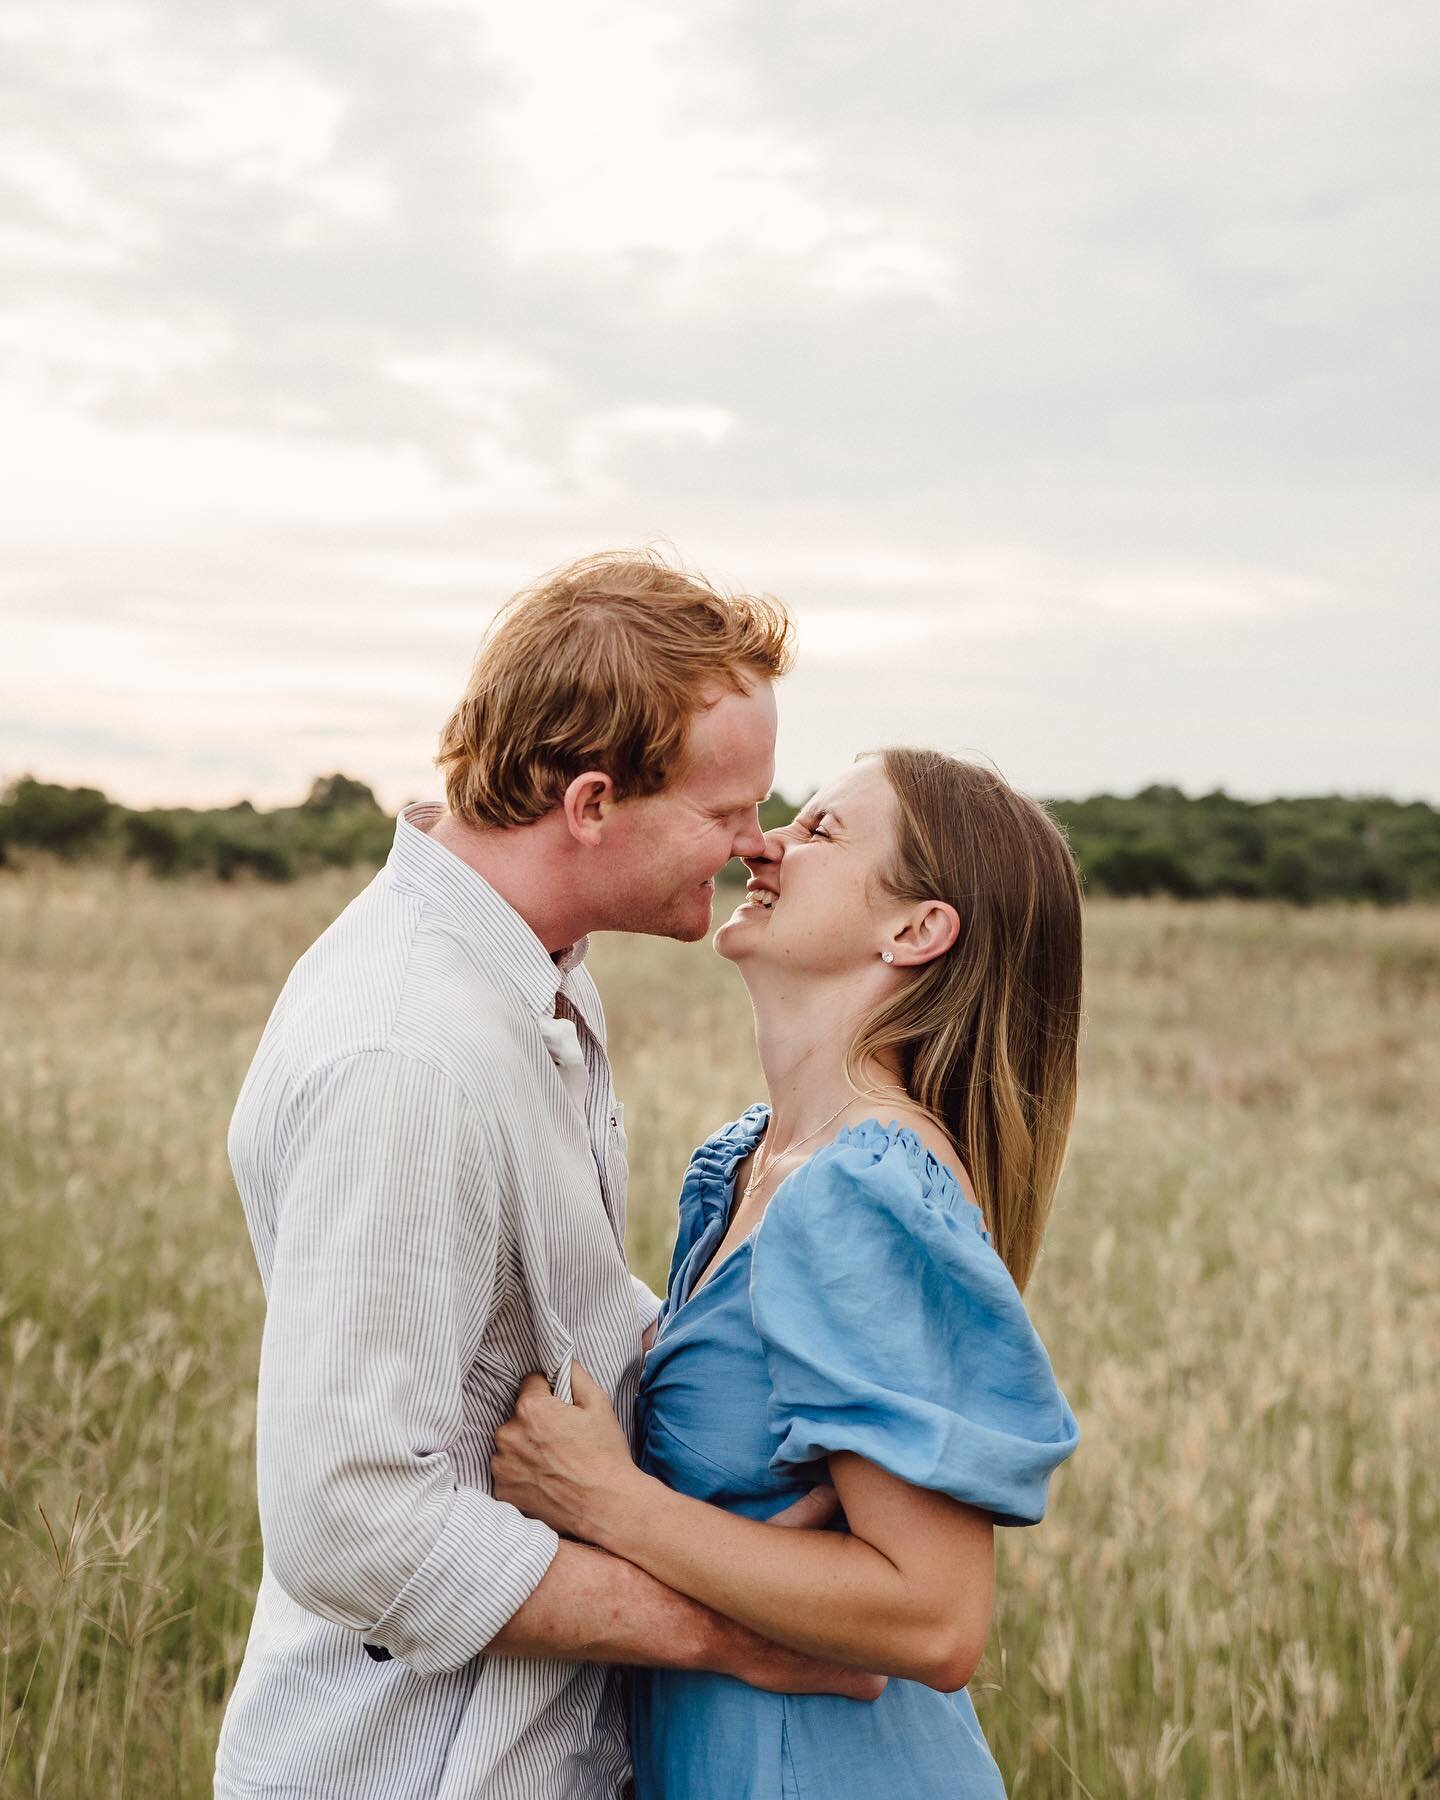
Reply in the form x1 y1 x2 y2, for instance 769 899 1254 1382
610 1114 618 1128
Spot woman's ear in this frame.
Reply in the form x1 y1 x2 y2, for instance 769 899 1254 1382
561 771 615 845
889 900 960 968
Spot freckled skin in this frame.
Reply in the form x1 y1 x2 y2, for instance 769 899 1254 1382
714 759 903 977
590 681 778 943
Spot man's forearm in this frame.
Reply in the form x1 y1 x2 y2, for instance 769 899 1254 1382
483 1539 881 1701
484 1540 720 1669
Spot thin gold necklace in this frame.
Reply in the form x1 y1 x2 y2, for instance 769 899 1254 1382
742 1083 909 1207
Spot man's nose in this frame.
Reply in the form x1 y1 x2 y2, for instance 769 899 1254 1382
739 823 784 871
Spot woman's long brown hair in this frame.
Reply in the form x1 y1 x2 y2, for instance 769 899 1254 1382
847 750 1084 1293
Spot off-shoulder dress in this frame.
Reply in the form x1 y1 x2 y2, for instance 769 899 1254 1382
628 1107 1080 1799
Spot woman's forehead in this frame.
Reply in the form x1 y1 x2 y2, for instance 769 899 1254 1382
807 759 890 823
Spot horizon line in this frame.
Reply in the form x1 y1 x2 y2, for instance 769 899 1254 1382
5 768 1438 815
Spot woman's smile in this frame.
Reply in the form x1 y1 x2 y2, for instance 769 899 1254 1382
736 876 779 914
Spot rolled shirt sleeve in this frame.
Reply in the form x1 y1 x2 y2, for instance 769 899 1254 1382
255 1049 558 1676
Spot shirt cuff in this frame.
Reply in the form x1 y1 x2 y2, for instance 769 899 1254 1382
631 1273 663 1333
363 1488 559 1676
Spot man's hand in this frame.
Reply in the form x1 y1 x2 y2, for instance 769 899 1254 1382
494 1373 885 1702
769 1485 840 1532
711 1616 887 1701
720 1484 884 1699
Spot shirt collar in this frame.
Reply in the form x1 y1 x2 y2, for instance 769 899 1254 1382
386 802 590 1017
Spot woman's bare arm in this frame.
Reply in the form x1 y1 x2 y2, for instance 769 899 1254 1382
493 1366 994 1691
484 1531 885 1698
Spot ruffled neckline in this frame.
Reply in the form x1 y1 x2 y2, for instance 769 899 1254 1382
684 1105 977 1230
682 1103 771 1231
833 1116 976 1220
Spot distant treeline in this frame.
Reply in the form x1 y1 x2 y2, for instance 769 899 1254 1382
2 774 1438 903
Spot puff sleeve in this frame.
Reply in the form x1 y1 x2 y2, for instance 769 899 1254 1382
748 1125 1079 1526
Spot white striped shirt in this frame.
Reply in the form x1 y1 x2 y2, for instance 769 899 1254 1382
215 803 660 1799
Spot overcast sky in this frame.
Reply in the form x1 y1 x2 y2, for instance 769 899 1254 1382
2 0 1436 809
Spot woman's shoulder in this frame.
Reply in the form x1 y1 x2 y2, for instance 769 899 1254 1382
780 1112 990 1249
749 1113 1078 1524
863 1106 974 1206
748 1112 1007 1335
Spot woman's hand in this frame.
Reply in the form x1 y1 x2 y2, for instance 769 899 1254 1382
493 1361 648 1542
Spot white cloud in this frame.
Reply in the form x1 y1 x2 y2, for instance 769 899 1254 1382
819 235 956 303
567 403 736 494
0 0 149 57
798 607 946 660
0 8 391 245
129 38 393 228
0 222 133 271
575 404 734 447
477 4 815 258
452 0 955 299
1082 570 1327 621
147 58 344 181
0 394 469 538
0 138 155 266
318 549 523 592
0 302 227 411
382 347 554 422
722 543 1329 631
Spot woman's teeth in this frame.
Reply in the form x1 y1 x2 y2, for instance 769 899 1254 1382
751 892 776 909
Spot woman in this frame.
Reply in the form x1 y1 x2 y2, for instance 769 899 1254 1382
494 748 1082 1797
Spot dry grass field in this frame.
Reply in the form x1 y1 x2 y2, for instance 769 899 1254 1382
1 866 1437 1797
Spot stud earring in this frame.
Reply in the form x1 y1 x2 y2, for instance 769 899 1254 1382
880 950 894 963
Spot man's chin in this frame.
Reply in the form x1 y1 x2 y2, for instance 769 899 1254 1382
626 889 715 943
669 898 715 943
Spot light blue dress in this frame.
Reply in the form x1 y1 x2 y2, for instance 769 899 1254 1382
629 1107 1080 1799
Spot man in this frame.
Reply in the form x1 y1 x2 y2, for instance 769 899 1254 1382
214 552 874 1799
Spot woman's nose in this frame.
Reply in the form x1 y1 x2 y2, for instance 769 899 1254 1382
742 828 785 875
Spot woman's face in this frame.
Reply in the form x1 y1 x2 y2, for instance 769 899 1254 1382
713 758 901 979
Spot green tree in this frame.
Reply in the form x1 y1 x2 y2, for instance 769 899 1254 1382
123 812 185 877
302 773 381 813
2 777 114 857
211 837 294 882
1087 841 1200 899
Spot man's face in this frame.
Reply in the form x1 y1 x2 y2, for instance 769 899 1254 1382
594 680 778 941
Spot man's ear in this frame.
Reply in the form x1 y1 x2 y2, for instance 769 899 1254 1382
889 900 960 968
561 772 616 846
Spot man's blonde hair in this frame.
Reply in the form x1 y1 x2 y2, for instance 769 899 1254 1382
436 549 795 828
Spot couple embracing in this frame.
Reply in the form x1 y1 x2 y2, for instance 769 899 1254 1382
214 551 1081 1799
